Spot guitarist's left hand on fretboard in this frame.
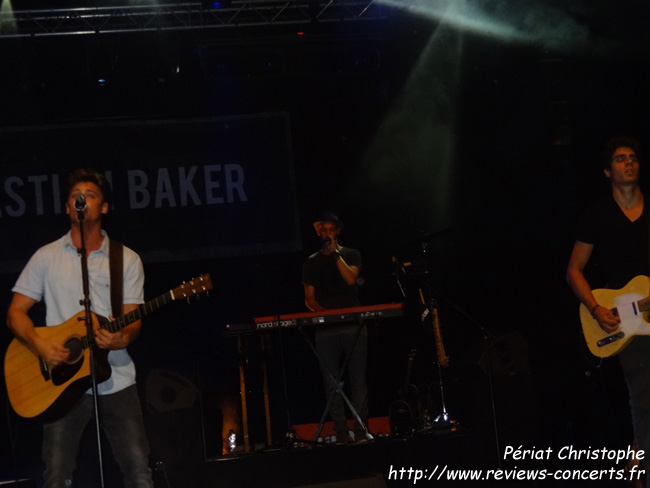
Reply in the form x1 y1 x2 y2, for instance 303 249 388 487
94 327 130 350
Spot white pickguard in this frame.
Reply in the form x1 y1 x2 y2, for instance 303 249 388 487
614 292 646 335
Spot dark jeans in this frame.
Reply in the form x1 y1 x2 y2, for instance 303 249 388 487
620 337 650 488
315 325 369 436
42 384 154 488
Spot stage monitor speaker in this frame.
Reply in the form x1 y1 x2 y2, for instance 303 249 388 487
143 368 203 488
145 368 198 412
291 473 387 488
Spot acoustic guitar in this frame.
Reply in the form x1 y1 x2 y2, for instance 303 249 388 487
4 274 212 421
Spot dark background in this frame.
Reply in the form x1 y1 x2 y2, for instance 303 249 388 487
2 0 649 484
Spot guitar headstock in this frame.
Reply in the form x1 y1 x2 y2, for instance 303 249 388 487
171 274 213 301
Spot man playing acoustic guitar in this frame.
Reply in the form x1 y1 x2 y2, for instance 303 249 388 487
6 168 154 487
566 136 649 486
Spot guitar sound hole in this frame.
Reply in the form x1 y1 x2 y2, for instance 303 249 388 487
63 336 84 364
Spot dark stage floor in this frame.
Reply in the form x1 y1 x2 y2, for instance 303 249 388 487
150 427 639 488
1 426 494 488
3 423 641 488
163 427 492 488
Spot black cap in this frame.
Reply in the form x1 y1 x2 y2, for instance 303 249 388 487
313 211 343 229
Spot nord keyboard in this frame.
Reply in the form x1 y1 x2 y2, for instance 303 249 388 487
252 302 404 330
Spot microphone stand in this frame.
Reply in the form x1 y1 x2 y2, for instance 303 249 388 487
77 206 106 488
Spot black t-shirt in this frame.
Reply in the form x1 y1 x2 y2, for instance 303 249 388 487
302 247 362 309
575 194 650 289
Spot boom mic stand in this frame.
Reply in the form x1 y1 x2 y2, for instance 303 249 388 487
76 195 106 488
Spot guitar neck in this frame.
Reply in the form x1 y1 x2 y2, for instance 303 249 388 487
103 291 174 333
99 273 212 334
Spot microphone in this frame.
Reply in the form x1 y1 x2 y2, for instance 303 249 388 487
322 236 331 249
74 194 86 212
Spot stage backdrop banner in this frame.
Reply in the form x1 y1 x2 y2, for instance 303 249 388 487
0 113 301 274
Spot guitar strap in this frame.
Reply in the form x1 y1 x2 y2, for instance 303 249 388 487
109 239 124 318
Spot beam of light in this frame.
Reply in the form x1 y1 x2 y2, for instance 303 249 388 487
0 0 17 35
349 3 462 247
377 0 590 52
351 0 591 251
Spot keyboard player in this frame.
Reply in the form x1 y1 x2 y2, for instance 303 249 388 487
302 211 368 444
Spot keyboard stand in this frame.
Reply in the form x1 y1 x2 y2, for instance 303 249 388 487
298 323 372 444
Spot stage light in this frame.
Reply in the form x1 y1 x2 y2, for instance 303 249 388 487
202 0 231 8
376 0 588 51
0 0 16 35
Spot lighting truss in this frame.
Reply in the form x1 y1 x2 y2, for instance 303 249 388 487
0 0 385 38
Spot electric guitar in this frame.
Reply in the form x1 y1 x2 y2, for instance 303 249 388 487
4 274 212 421
580 275 650 358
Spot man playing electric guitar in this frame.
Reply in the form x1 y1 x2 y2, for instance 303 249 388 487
566 136 650 486
6 168 154 488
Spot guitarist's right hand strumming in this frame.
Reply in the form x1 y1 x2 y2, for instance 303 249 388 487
37 340 71 371
591 304 620 334
7 293 70 371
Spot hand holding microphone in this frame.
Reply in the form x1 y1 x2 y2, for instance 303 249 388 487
322 236 332 251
